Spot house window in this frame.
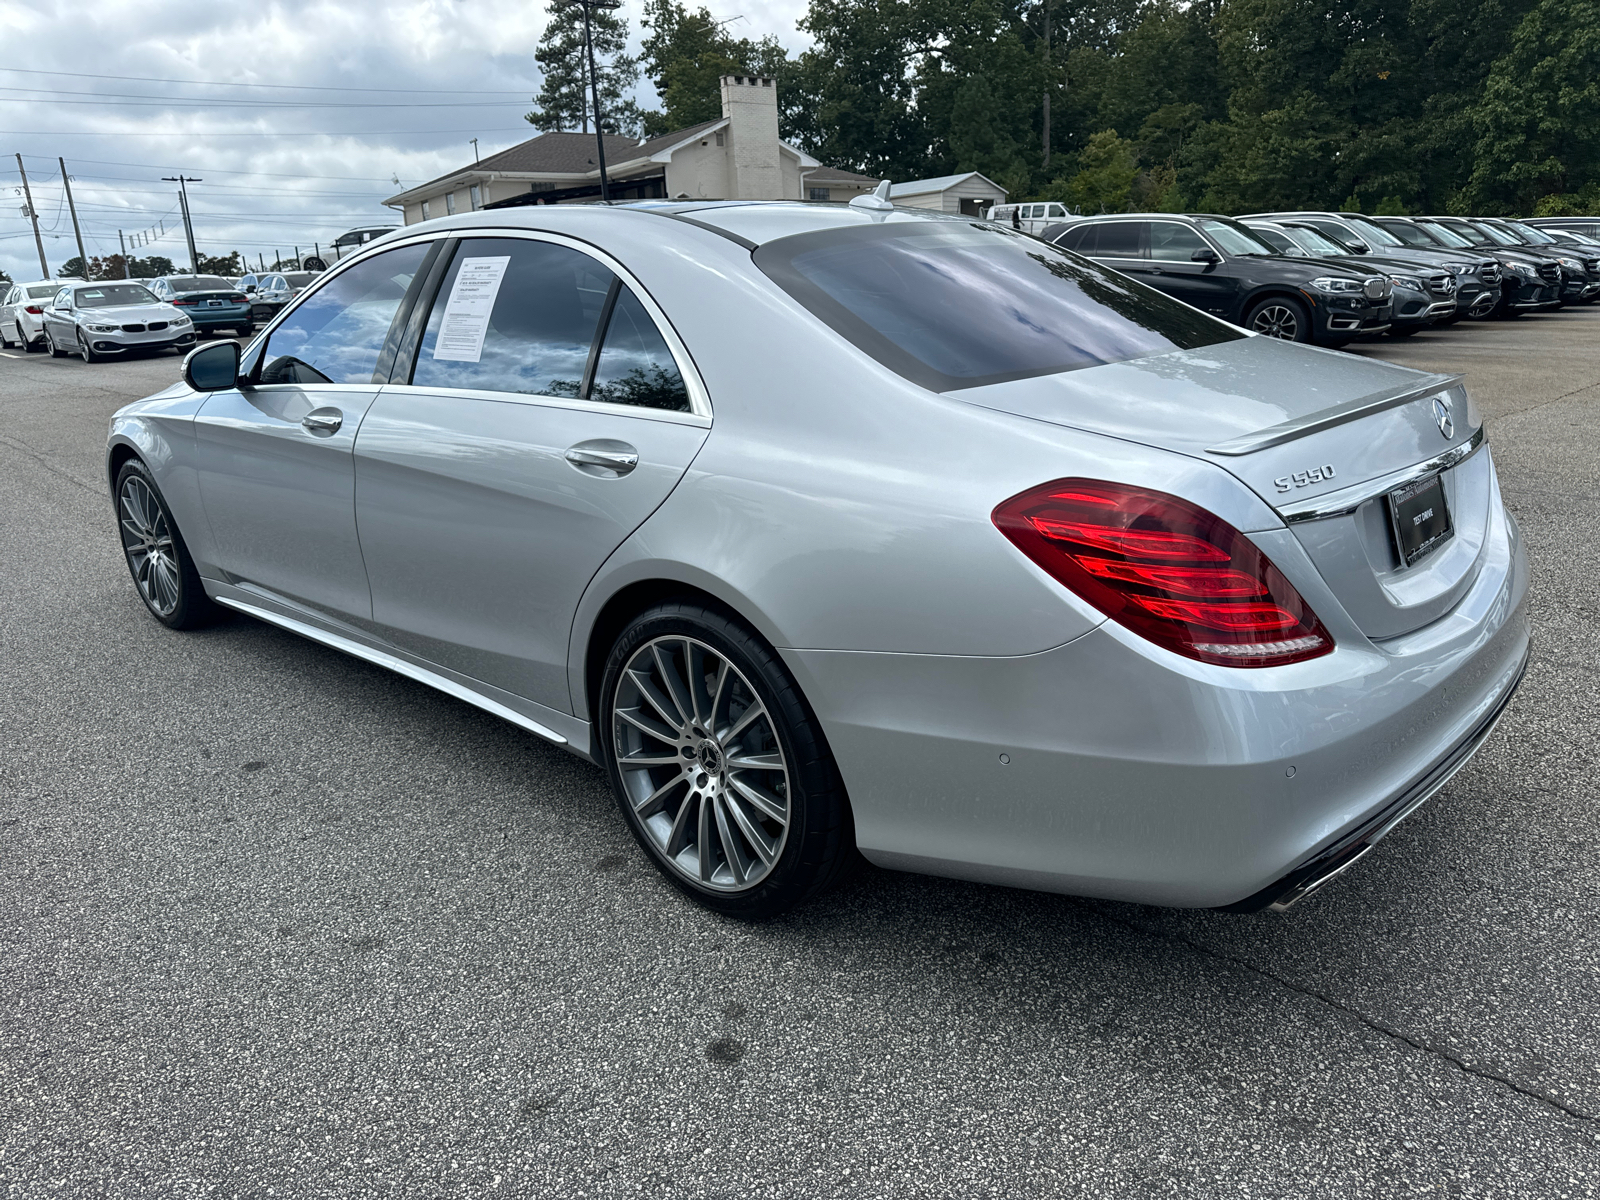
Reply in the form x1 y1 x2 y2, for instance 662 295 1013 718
809 188 831 201
715 131 725 147
421 199 431 220
446 191 456 215
470 184 482 210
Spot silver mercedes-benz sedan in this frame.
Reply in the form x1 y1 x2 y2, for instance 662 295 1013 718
105 199 1529 918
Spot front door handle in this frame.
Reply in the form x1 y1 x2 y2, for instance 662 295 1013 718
565 440 639 478
301 407 343 434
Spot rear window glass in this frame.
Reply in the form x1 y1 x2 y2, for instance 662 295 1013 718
167 276 235 293
754 223 1242 392
27 284 58 299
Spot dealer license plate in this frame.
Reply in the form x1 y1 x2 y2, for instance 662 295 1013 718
207 299 224 306
1387 473 1453 567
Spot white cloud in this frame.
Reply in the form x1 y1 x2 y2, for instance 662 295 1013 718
0 0 809 281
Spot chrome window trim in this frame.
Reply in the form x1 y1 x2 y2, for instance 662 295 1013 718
376 381 712 429
1207 373 1463 456
1275 425 1486 524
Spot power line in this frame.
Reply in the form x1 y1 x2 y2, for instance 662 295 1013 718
1 126 535 137
0 65 531 95
0 87 532 109
17 154 419 182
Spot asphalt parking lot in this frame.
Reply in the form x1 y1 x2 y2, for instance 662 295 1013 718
2 313 1598 1198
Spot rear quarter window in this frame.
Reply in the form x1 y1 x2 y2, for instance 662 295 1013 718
755 222 1242 392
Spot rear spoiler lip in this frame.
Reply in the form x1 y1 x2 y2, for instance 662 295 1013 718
1206 372 1462 456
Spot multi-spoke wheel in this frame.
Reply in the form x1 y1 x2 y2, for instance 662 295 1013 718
601 605 855 918
79 331 101 363
1246 296 1310 342
113 460 217 630
45 328 67 358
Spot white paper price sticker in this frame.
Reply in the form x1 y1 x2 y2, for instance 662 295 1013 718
432 256 511 363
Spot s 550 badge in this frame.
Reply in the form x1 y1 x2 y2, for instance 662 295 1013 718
1274 464 1337 492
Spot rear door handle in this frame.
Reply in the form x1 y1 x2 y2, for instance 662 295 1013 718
565 441 639 477
301 407 343 434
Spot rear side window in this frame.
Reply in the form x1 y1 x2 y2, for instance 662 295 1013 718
588 287 689 411
259 243 429 385
1093 222 1145 257
755 222 1243 392
411 237 613 397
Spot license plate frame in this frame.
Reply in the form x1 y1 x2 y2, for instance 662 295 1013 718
207 299 224 307
1387 472 1454 567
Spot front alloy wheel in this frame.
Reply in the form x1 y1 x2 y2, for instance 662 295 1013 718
114 460 217 629
45 329 66 358
1249 303 1302 340
79 331 100 363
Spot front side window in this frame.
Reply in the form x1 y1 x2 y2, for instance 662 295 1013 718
54 288 72 308
1148 222 1211 260
754 221 1243 392
1194 218 1276 256
76 284 158 307
258 242 429 385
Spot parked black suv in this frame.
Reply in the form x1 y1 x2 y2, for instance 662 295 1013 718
1414 217 1564 313
1040 213 1392 346
1478 218 1600 304
1242 210 1501 320
1241 219 1457 335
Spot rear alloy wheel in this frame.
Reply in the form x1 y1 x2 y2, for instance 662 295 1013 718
19 323 39 351
114 460 218 630
601 605 855 918
1246 297 1311 342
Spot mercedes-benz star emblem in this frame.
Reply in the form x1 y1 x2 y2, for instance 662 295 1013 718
1433 396 1454 440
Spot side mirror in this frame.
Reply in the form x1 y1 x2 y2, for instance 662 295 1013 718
1349 242 1370 254
183 340 241 391
243 284 256 293
1191 247 1221 263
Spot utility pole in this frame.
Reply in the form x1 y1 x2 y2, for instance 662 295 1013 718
118 229 130 279
15 154 49 279
60 158 89 278
163 175 202 273
1041 0 1052 172
560 0 620 203
471 137 480 162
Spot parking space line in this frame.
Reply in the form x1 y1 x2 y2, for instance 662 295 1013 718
0 351 21 359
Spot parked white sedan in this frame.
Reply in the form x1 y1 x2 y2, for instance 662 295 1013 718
1 280 68 351
41 282 199 362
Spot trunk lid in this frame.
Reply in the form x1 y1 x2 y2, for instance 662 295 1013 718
955 335 1489 640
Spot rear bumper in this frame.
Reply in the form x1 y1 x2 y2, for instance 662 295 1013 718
786 480 1530 909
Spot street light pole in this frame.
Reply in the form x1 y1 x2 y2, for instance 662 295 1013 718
15 154 49 279
118 230 130 279
162 174 202 273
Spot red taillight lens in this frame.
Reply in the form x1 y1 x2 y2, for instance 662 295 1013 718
24 305 43 314
993 479 1332 668
228 293 247 303
170 298 197 306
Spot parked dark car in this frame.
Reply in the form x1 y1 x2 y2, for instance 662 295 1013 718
1523 217 1600 240
1478 218 1600 304
237 271 320 323
1242 219 1456 335
1243 210 1501 320
1040 213 1392 345
146 275 254 336
1413 218 1564 314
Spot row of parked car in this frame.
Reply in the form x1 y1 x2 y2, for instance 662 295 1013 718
1036 211 1600 347
0 269 322 363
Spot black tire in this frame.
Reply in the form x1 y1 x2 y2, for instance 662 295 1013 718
45 329 67 358
236 325 253 338
0 323 12 349
19 323 40 351
113 459 219 630
1245 296 1312 343
79 331 100 363
1388 325 1422 338
598 601 856 919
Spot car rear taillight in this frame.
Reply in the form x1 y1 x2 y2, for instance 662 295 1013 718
228 293 247 303
24 305 43 315
993 479 1332 668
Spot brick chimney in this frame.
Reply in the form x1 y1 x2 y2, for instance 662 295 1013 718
719 75 782 200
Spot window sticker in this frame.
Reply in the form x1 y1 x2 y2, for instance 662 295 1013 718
432 256 511 363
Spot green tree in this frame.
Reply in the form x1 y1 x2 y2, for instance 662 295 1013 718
527 0 642 134
1465 0 1600 212
948 74 1028 188
1066 129 1138 212
638 0 792 136
127 255 176 278
197 252 242 276
57 257 88 279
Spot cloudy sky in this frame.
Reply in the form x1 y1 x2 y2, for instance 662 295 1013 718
0 0 809 282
